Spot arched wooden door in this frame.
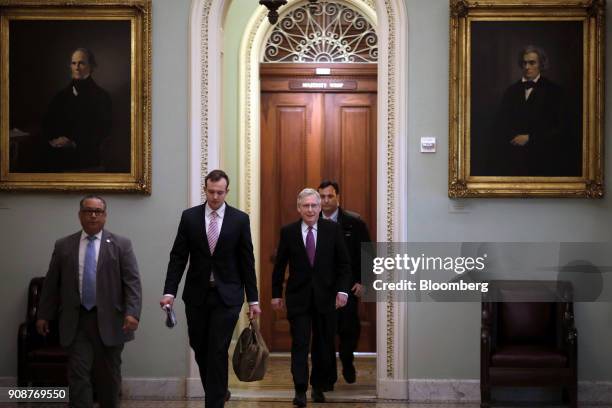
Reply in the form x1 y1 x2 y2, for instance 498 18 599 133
260 63 377 352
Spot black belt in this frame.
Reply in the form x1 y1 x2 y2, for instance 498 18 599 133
80 305 97 312
208 281 217 288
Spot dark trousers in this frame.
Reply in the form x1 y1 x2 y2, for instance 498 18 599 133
288 304 336 393
337 293 360 365
327 293 361 386
185 289 240 408
67 307 123 408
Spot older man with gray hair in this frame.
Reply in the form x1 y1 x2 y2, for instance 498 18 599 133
271 188 351 407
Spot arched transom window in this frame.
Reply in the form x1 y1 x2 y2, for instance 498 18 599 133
262 0 377 63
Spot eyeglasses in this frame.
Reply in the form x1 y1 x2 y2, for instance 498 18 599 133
300 203 320 210
80 208 106 216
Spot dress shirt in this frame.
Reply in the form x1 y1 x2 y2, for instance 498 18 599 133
301 221 348 298
301 221 318 246
322 208 339 222
78 230 102 302
522 74 540 100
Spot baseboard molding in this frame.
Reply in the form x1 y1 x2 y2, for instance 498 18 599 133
0 377 15 387
3 375 612 403
121 377 185 399
379 378 612 403
579 381 612 404
407 379 480 402
185 377 204 398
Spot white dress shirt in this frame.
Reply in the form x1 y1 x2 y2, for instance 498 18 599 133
78 230 102 302
321 208 339 222
301 221 318 245
522 74 540 100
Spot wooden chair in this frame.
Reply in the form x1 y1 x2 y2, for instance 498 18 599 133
480 280 577 408
17 277 68 386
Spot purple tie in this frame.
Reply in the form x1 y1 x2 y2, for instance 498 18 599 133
306 226 315 266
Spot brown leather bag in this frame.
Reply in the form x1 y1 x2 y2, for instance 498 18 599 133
232 319 269 382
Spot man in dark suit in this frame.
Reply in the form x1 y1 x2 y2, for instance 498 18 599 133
494 45 578 176
36 195 142 408
161 169 261 408
318 180 371 385
272 188 351 407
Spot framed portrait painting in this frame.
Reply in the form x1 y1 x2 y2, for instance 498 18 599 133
0 0 151 193
448 0 605 197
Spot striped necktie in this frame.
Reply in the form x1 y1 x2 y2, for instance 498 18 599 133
208 211 219 254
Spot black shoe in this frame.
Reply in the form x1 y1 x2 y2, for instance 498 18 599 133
293 391 307 407
342 364 356 384
225 390 231 402
311 388 325 403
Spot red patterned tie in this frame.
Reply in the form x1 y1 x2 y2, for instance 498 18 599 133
207 211 219 254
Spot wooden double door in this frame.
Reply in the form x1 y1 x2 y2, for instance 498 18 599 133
259 63 377 352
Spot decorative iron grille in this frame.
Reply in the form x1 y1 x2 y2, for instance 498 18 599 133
262 1 377 63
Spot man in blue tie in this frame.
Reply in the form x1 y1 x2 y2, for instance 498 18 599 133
271 188 351 406
36 195 142 408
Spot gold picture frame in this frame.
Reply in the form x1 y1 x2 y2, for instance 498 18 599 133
0 0 151 193
448 0 605 198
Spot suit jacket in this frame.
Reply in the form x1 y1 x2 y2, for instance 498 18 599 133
272 218 351 318
38 230 142 347
43 76 112 169
335 208 372 285
163 203 258 307
494 76 577 176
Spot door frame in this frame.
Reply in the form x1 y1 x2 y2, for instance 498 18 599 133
259 63 378 352
188 0 409 399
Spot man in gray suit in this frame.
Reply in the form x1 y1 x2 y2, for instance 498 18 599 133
36 195 142 408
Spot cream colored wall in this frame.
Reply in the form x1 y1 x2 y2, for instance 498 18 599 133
222 0 259 206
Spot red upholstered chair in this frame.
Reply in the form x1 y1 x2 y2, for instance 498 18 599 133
17 277 68 386
480 280 577 408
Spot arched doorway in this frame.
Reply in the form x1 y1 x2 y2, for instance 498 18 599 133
188 0 409 398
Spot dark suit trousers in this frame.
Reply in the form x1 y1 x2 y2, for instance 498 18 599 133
338 292 360 365
289 298 336 392
185 288 240 408
326 293 361 386
67 307 124 408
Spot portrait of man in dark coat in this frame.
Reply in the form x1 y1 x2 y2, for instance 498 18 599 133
44 48 112 172
493 45 576 177
468 22 583 178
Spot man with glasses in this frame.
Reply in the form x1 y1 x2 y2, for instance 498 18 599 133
271 188 351 407
161 169 261 408
37 195 142 408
